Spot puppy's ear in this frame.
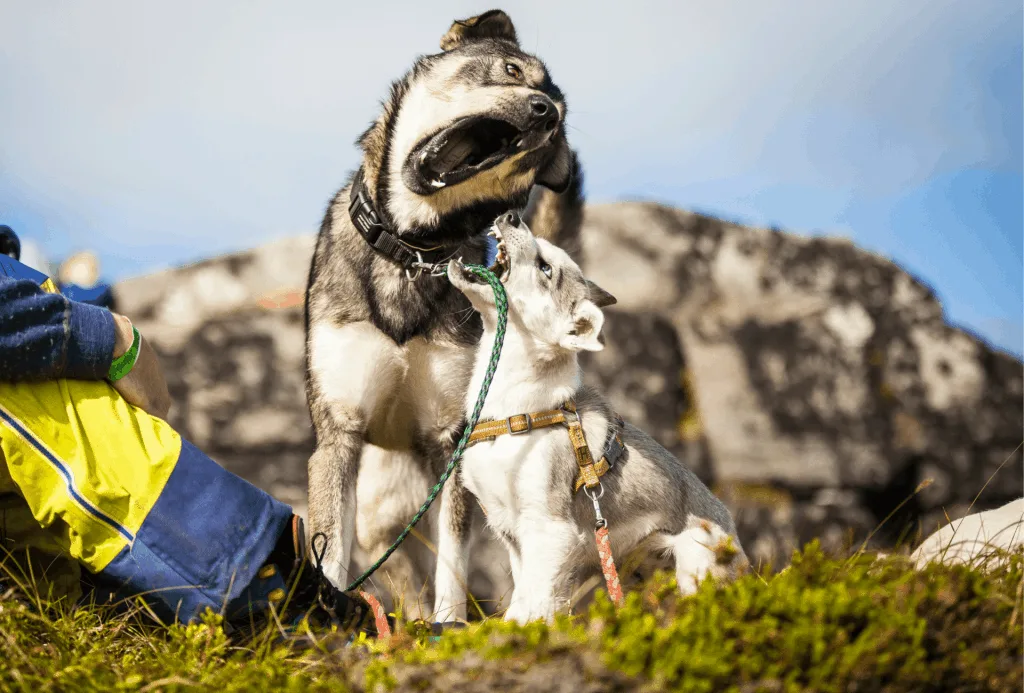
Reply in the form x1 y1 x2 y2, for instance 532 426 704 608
560 299 605 352
535 136 573 193
441 10 518 51
585 279 617 308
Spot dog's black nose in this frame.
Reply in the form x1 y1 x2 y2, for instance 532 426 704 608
503 211 521 227
528 95 558 131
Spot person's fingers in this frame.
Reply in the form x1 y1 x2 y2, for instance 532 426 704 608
110 332 172 419
111 313 135 358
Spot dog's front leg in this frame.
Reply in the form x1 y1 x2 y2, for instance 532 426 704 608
432 467 471 622
306 321 406 588
504 519 577 624
504 539 524 617
307 423 363 588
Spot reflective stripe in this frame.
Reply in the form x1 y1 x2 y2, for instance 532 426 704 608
0 403 134 542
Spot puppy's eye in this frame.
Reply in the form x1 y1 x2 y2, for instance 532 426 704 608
538 259 552 279
505 63 523 80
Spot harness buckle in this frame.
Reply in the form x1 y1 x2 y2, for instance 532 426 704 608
506 413 532 435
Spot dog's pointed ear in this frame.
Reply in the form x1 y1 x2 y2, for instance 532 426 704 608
586 279 617 308
441 10 519 51
535 136 573 193
560 299 605 353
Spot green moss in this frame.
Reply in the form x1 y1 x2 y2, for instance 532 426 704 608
1 544 1020 692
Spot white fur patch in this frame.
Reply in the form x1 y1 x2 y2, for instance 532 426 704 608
670 518 732 596
308 321 406 419
432 482 470 622
399 336 474 434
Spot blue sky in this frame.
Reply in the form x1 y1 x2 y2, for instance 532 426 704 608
1 1 1021 355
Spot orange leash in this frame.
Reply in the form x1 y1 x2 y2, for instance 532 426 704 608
595 525 624 605
587 485 624 606
357 591 393 638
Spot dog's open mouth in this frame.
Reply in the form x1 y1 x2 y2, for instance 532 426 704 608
487 225 510 282
459 224 510 285
414 116 525 190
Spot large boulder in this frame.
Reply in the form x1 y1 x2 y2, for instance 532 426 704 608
112 201 1023 604
580 201 1022 567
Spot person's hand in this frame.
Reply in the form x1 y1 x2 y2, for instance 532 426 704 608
110 313 172 420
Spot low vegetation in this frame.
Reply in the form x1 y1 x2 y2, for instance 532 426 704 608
1 543 1020 692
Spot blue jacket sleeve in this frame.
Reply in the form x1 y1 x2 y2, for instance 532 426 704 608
0 275 116 382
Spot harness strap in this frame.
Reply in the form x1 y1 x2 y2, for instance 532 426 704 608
465 400 626 493
573 430 626 492
565 410 600 489
466 408 568 444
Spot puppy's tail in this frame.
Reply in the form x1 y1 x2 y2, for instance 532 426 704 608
525 151 585 264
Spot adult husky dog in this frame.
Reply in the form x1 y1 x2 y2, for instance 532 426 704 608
304 10 583 621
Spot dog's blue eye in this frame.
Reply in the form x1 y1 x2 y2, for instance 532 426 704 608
538 260 552 278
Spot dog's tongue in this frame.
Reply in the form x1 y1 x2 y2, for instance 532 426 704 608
431 134 476 174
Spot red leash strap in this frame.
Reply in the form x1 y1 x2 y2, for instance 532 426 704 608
357 591 393 638
594 525 624 606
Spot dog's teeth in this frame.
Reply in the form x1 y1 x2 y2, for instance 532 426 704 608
487 230 497 238
430 178 446 188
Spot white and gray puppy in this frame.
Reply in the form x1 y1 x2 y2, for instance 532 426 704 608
447 212 749 623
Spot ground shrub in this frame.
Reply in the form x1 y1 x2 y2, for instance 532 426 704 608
0 543 1019 692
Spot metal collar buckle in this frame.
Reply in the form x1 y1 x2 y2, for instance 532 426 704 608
507 413 533 435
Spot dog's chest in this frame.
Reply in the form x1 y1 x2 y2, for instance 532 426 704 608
394 336 474 432
461 430 563 535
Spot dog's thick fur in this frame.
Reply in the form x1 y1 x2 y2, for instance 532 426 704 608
449 215 749 623
304 10 584 620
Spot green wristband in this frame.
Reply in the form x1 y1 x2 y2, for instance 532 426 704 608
108 326 142 382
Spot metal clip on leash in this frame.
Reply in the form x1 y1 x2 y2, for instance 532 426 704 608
406 254 449 281
586 483 606 530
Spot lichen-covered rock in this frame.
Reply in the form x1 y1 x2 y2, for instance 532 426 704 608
581 201 1022 556
912 498 1024 568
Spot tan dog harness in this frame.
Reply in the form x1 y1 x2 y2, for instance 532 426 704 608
465 398 627 605
465 400 626 493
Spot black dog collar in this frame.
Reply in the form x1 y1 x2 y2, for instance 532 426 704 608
348 168 449 280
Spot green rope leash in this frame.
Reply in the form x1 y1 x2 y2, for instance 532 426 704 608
344 264 507 593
